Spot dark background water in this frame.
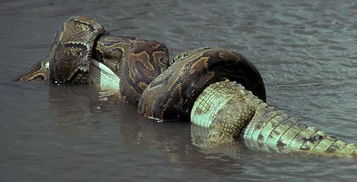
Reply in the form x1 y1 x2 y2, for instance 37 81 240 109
0 0 356 181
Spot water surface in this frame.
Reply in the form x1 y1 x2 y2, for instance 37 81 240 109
0 0 356 181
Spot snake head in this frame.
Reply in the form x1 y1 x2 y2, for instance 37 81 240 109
48 16 106 84
49 42 91 84
16 16 106 84
15 58 49 82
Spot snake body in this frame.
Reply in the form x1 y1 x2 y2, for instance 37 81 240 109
17 16 170 106
138 48 266 121
94 35 170 105
17 16 357 158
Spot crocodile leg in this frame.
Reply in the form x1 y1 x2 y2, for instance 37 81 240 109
191 80 357 158
190 80 256 144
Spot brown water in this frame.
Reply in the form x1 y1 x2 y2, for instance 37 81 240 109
1 0 357 181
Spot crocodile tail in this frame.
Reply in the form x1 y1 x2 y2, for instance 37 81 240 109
237 86 357 157
191 80 357 158
243 105 357 157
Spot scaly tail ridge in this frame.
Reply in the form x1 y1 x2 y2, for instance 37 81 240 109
191 80 357 157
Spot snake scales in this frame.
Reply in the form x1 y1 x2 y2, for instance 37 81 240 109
17 16 356 158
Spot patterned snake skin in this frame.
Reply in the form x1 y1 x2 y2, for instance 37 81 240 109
138 48 266 121
17 16 170 106
17 16 357 158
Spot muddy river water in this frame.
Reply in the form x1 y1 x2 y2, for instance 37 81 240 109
0 0 356 181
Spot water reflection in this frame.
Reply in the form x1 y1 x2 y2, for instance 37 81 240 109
48 85 101 136
47 85 247 175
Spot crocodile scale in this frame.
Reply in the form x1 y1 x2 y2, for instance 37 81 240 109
16 16 357 158
191 80 357 157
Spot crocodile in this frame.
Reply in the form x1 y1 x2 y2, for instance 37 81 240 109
191 80 357 158
88 49 357 158
16 16 357 158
